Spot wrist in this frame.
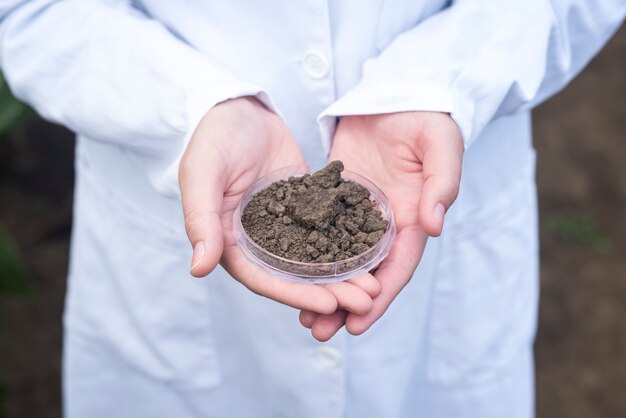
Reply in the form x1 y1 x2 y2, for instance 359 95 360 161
209 95 266 118
197 96 275 135
335 112 462 160
340 111 456 136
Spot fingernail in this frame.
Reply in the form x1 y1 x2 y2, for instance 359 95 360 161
434 203 446 230
190 241 205 273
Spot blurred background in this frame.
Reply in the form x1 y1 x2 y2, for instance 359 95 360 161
0 26 624 418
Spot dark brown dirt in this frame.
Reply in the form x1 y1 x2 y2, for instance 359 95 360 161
241 161 388 262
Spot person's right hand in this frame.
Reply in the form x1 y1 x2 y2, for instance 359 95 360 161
179 97 380 316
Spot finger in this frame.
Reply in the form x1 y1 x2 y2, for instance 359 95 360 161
345 226 427 335
299 310 318 329
418 125 464 237
311 310 348 342
321 282 373 315
346 273 381 298
221 245 338 314
179 141 228 278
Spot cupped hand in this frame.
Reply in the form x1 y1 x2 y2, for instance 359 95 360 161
300 112 464 340
179 97 379 316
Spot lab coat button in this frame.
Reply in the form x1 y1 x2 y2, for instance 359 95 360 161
302 51 329 79
317 346 342 367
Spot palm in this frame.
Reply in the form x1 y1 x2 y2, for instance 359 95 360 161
219 120 306 254
330 115 429 334
217 120 306 290
330 122 423 235
300 112 463 339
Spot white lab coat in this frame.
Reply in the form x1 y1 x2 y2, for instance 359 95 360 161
1 1 624 417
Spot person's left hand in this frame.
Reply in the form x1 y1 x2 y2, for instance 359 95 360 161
299 112 464 341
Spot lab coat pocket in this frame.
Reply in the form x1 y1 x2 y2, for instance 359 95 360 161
71 160 222 391
110 216 222 391
426 167 539 386
126 239 223 392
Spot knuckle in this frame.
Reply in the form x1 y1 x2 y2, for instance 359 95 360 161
183 208 206 237
440 175 461 203
448 178 461 201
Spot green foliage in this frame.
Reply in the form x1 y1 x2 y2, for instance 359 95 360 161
0 231 30 296
547 213 611 252
0 72 33 138
0 72 32 297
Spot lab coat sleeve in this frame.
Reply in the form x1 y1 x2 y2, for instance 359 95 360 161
0 0 277 198
319 0 626 150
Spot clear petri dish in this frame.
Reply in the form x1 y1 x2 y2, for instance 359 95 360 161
232 166 396 284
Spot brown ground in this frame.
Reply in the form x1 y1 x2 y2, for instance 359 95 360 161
533 26 626 417
0 26 624 418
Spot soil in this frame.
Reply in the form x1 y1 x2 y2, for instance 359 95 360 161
241 161 388 263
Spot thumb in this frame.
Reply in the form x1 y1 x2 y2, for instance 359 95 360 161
418 127 464 237
179 147 227 278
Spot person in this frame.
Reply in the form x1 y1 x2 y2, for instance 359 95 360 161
1 1 624 417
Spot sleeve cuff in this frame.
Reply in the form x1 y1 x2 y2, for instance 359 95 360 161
153 81 280 199
317 82 475 153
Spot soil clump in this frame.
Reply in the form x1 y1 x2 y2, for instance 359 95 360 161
241 161 388 263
